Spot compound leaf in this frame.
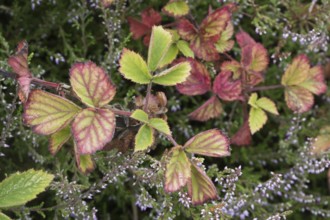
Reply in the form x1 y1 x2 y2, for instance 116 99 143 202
70 61 116 108
0 169 54 208
119 48 152 84
184 129 230 157
72 108 115 154
149 118 171 135
164 146 191 192
134 124 154 152
153 61 191 86
187 162 218 205
23 90 81 135
148 26 173 71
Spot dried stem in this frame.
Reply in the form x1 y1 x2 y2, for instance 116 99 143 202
247 84 283 92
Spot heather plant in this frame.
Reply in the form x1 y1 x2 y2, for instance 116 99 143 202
0 0 329 219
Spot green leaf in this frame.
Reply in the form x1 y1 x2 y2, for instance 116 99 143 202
72 108 116 154
0 212 11 220
158 45 179 68
49 126 71 155
249 107 267 134
187 162 218 205
162 1 190 17
248 93 258 108
152 62 191 86
0 169 54 208
70 61 116 108
148 118 171 135
130 109 149 123
119 48 152 84
147 26 173 71
164 146 191 192
184 129 230 157
134 124 154 152
256 97 279 115
176 40 194 58
23 90 81 135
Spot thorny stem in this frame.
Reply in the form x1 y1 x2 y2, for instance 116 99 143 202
143 82 153 112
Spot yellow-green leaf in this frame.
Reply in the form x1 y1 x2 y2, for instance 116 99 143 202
134 124 154 152
312 126 330 154
184 129 230 157
176 40 194 58
0 212 11 220
72 108 116 154
256 97 279 115
162 1 190 17
164 146 191 192
147 26 173 71
49 126 71 155
284 86 314 113
249 107 267 134
0 169 54 208
23 90 81 135
119 48 152 84
248 93 258 108
153 61 191 86
148 118 171 135
158 45 179 68
187 162 218 205
281 55 310 86
130 109 149 124
70 61 116 108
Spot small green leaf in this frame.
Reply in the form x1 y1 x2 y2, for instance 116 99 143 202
49 126 71 155
176 40 194 58
248 93 258 108
184 129 230 157
23 90 81 135
162 1 190 17
158 45 179 68
256 97 279 115
187 162 218 205
119 48 152 84
153 62 191 86
134 124 154 152
148 118 171 135
0 212 11 220
130 109 149 123
0 169 54 208
147 26 173 71
165 146 191 192
249 107 267 134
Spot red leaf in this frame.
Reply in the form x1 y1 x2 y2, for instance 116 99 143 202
300 66 327 95
176 58 211 96
235 30 256 48
213 71 243 101
127 8 162 46
189 96 223 121
190 38 221 61
221 60 242 79
241 44 269 72
231 120 252 146
72 108 116 154
177 19 198 41
7 40 32 102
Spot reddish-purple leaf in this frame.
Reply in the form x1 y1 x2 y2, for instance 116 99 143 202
231 120 252 146
284 86 314 113
184 129 230 157
235 30 256 48
176 58 211 96
72 108 116 154
189 96 223 121
127 8 162 46
70 61 116 108
242 43 269 72
164 146 191 192
213 71 243 101
7 40 32 103
187 162 218 205
300 66 327 95
221 60 242 79
177 19 198 41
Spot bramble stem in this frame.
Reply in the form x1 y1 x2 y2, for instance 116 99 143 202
247 84 283 92
143 82 153 112
165 134 179 146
